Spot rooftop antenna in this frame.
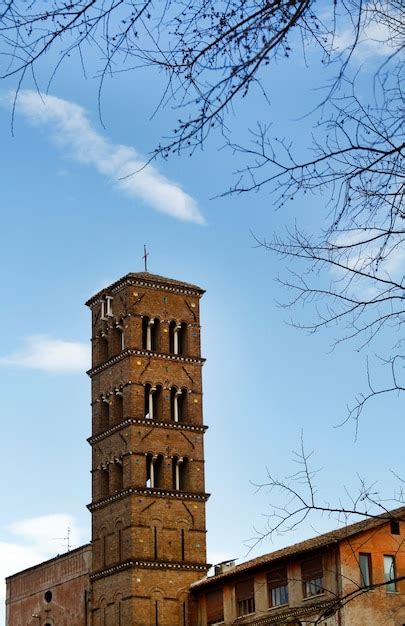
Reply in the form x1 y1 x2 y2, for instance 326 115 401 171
53 526 71 552
143 245 149 272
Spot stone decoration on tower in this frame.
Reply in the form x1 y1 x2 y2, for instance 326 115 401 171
85 272 210 626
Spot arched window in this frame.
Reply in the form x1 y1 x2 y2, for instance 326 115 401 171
146 454 163 488
98 332 109 363
144 384 162 420
142 316 160 351
100 396 110 431
113 391 124 425
172 456 186 490
169 321 187 355
100 466 109 498
170 387 187 422
112 460 123 492
112 321 124 354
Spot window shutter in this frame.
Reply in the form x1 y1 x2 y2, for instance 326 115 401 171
267 567 287 588
301 555 323 580
235 578 254 602
206 589 224 624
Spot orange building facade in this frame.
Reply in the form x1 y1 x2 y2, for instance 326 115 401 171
190 510 405 625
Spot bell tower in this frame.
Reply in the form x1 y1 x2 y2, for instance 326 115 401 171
86 272 209 625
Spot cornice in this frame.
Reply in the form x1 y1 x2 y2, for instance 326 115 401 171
86 275 204 308
88 487 210 511
87 348 205 377
88 417 208 444
91 558 209 581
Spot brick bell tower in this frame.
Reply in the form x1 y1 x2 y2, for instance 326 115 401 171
85 272 209 625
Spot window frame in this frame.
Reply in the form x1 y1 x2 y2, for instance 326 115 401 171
267 566 289 608
384 555 397 593
301 554 324 598
235 578 255 617
359 553 372 588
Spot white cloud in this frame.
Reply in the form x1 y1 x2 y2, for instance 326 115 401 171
330 229 405 298
331 2 402 62
5 90 205 224
0 514 85 625
0 335 90 373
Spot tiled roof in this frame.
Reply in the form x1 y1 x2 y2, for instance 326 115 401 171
86 272 204 305
192 506 405 589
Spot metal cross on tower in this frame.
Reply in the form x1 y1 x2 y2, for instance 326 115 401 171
143 245 149 272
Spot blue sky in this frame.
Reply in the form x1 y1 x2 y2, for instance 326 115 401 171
0 12 402 622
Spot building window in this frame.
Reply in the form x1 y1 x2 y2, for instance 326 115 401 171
114 321 124 353
170 387 187 422
169 321 187 355
100 396 110 430
101 295 113 319
359 553 372 587
172 456 186 490
384 555 396 592
390 520 400 535
206 589 224 625
113 460 123 492
235 578 255 617
301 555 323 597
100 467 109 498
142 316 160 351
146 454 163 488
144 384 162 420
113 391 124 424
267 567 289 607
98 332 109 362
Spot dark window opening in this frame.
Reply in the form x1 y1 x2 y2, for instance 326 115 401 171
100 398 110 431
169 321 187 355
267 567 289 607
170 387 187 422
99 334 109 363
302 555 323 598
144 384 163 420
113 462 123 492
146 454 163 488
44 590 52 603
236 578 255 617
172 456 186 490
142 317 160 351
100 467 109 498
390 520 400 535
113 393 124 425
112 323 124 355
